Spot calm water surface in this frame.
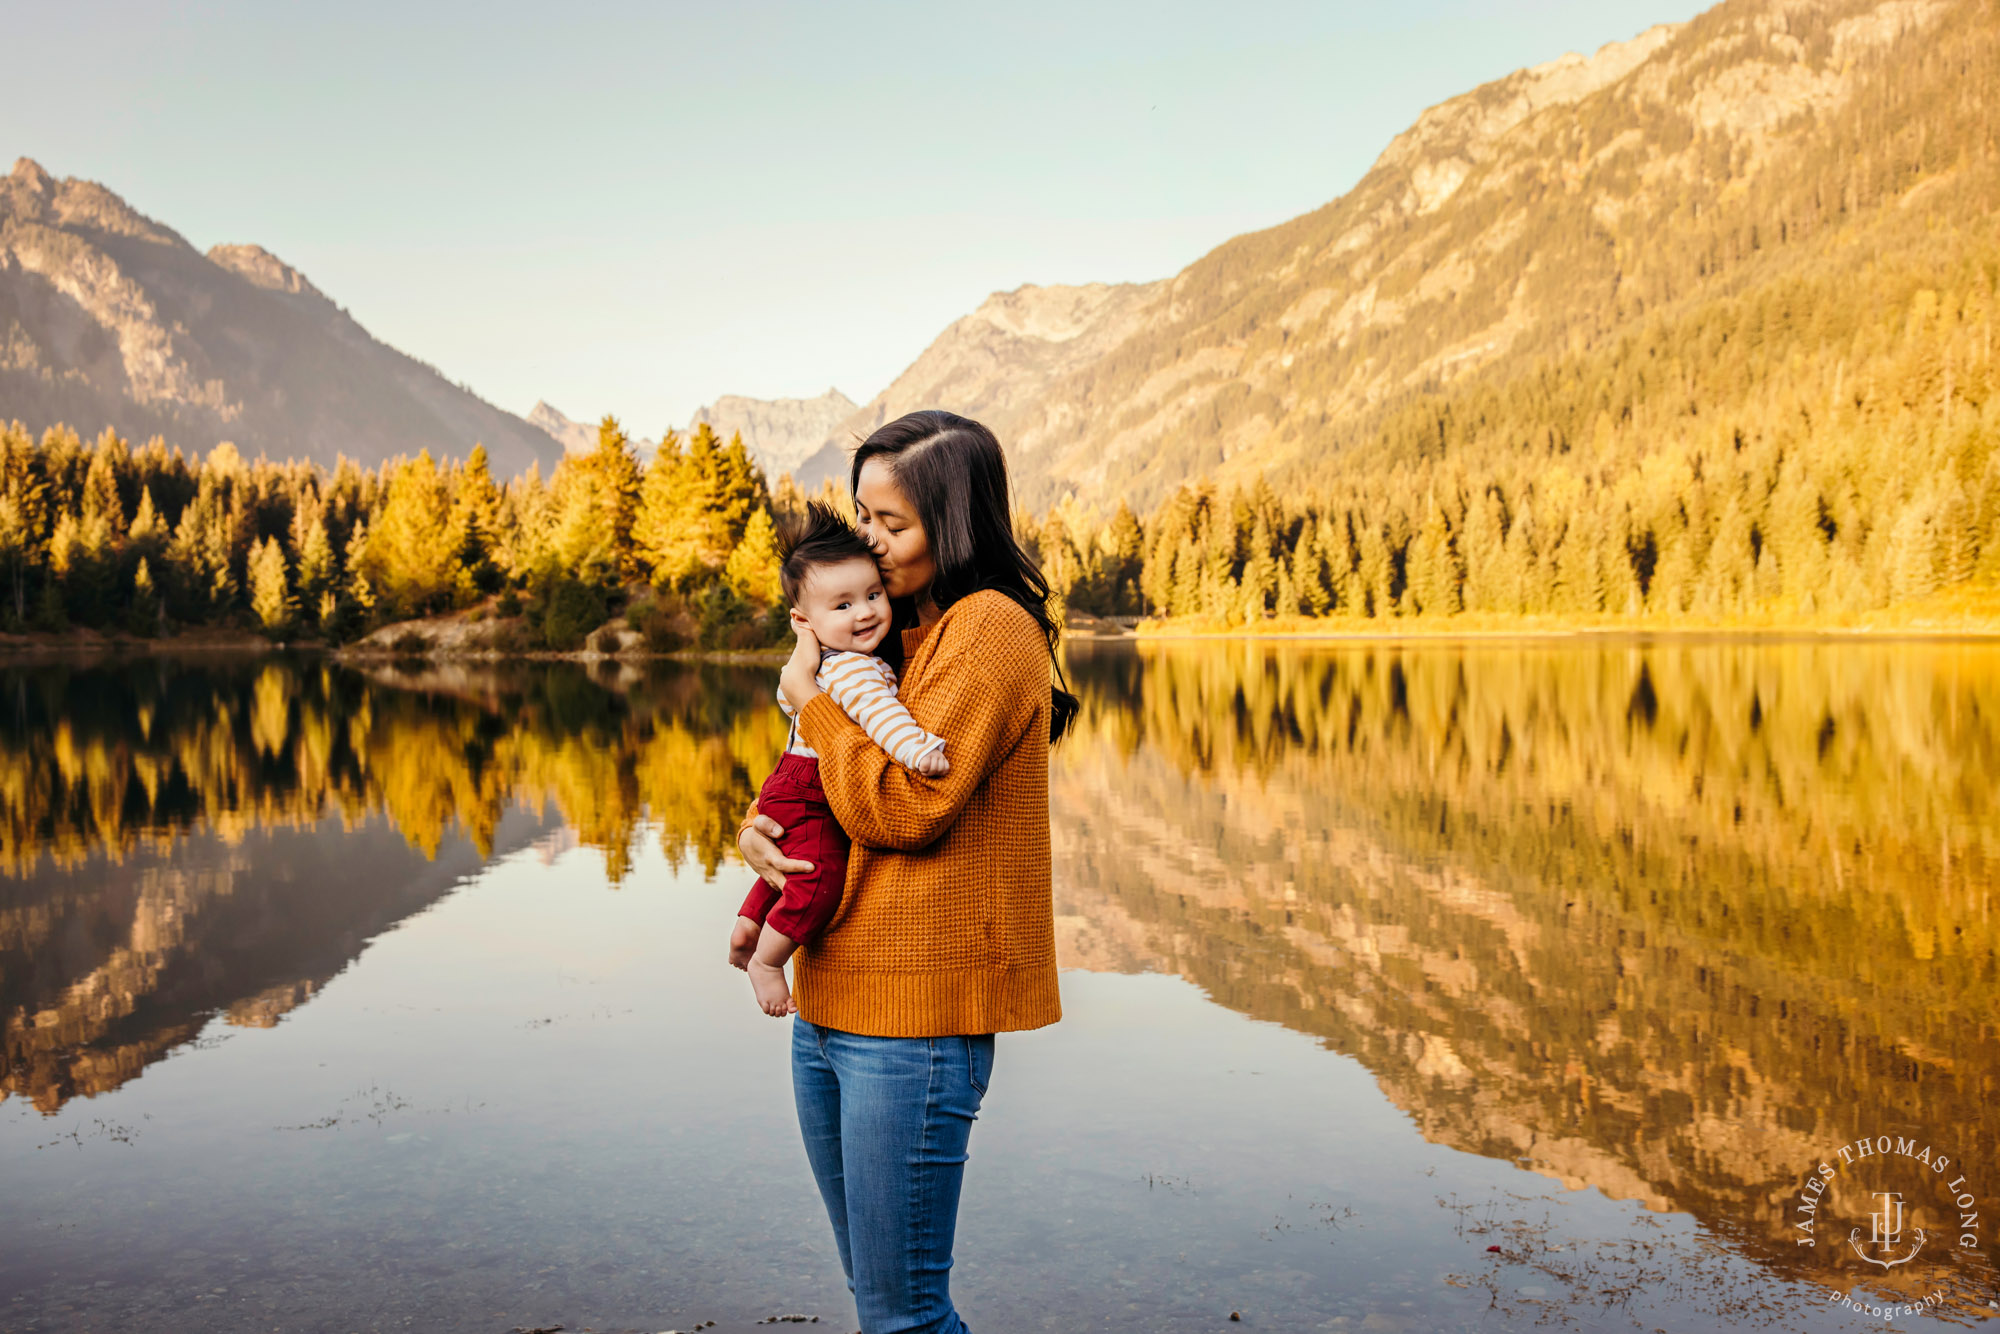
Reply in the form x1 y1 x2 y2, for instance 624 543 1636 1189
2 643 1996 1332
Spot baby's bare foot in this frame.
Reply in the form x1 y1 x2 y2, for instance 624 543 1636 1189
727 916 760 970
746 958 794 1017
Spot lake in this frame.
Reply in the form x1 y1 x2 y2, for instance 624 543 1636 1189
2 641 1996 1333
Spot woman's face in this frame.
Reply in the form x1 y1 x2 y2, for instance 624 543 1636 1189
854 458 936 601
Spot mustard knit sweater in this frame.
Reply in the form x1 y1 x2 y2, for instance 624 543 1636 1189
783 589 1062 1036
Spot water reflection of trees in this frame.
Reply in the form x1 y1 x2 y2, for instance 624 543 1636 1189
0 655 786 881
6 643 1997 1308
1055 641 2000 1303
0 655 787 1113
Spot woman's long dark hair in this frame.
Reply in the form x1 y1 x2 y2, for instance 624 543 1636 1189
852 410 1079 743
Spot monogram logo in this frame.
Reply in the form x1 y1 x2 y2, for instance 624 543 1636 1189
1849 1190 1925 1269
1784 1131 1990 1320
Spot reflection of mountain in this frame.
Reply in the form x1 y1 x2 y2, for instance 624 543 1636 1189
9 641 1996 1310
1053 642 2000 1297
0 656 789 1113
0 807 552 1113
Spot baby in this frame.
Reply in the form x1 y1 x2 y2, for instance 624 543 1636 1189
731 501 949 1016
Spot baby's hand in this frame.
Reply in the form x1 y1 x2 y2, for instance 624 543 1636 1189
780 622 822 708
916 746 950 777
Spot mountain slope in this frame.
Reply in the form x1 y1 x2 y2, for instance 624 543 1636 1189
0 158 563 476
978 0 1969 509
793 280 1165 488
687 386 855 479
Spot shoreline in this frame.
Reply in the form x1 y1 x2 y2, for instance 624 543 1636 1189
5 614 1995 661
0 632 791 665
1108 622 2000 644
1103 591 2000 644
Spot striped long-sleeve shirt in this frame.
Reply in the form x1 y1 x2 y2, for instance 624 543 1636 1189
780 649 947 771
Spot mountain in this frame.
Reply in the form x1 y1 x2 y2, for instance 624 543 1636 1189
793 280 1165 489
0 158 563 476
526 399 657 459
847 0 1972 511
686 387 855 480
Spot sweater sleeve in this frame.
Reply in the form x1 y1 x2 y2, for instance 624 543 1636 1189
797 594 1044 851
817 651 947 771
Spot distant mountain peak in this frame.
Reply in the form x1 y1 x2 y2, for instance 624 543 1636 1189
1374 24 1680 215
787 277 1166 490
525 401 657 458
0 158 561 476
971 283 1150 343
687 387 859 479
10 157 52 194
207 243 326 301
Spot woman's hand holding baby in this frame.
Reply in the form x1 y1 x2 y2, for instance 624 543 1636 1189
740 813 813 889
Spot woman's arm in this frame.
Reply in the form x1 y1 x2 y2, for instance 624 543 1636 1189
798 594 1043 851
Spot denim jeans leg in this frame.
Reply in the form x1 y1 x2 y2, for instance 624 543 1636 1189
797 1028 994 1334
791 1019 856 1289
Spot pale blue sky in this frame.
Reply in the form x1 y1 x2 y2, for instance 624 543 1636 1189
11 0 1705 433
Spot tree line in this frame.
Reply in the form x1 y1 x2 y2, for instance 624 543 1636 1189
6 231 1997 642
0 415 814 649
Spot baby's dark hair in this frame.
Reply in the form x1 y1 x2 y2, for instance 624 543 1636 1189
778 500 878 606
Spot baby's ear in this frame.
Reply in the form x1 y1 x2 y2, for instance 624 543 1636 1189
788 606 811 628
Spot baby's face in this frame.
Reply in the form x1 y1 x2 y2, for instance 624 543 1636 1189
794 556 891 655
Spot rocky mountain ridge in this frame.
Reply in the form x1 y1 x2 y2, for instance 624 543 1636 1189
0 157 563 475
793 279 1166 488
839 0 1966 510
686 386 855 479
525 400 657 459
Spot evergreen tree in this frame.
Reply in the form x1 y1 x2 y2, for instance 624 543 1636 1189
1406 500 1464 616
363 452 462 615
250 536 293 635
634 431 699 587
1887 493 1940 603
344 521 377 619
1238 514 1278 621
291 496 337 620
1105 500 1145 613
128 556 162 637
451 444 505 593
0 424 49 627
724 508 784 606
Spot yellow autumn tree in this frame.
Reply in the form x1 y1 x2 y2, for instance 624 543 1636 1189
360 452 461 615
724 508 783 606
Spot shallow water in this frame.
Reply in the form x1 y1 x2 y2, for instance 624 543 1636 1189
2 643 1996 1332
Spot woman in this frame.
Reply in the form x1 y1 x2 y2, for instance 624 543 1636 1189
735 410 1076 1333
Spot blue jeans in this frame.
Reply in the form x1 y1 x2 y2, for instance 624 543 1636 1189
792 1019 995 1334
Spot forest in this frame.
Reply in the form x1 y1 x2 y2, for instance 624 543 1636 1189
0 414 806 650
1034 240 2000 625
2 244 1997 642
6 6 1998 640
